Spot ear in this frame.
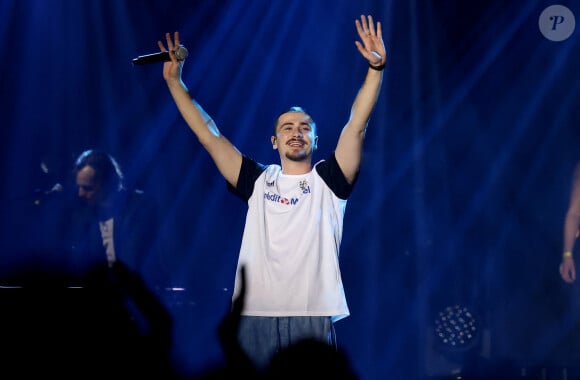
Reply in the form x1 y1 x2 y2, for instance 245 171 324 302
271 136 278 150
312 136 318 150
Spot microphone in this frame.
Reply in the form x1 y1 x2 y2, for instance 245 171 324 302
131 45 188 65
33 183 64 205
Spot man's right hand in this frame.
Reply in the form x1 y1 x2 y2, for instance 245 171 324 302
157 31 184 83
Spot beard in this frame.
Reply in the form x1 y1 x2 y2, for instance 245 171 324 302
285 149 311 162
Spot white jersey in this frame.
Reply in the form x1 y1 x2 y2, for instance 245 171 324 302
230 153 354 322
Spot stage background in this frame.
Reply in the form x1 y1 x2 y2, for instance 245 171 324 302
0 1 579 379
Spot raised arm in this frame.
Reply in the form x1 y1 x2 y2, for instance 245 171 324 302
334 15 386 184
159 32 243 187
560 162 580 283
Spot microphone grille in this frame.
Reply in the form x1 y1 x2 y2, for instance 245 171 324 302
175 45 189 61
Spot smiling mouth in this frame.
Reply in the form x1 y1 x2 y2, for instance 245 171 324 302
287 139 305 147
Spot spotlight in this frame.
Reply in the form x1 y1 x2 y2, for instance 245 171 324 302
434 304 479 354
426 304 487 378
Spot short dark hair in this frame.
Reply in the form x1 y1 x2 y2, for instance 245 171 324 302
273 106 316 136
73 149 124 193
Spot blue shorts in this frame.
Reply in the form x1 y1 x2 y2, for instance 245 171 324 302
237 315 336 370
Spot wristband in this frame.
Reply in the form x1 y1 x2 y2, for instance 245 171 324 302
369 63 385 71
564 251 573 258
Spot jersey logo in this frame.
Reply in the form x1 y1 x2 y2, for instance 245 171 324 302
299 180 310 194
264 191 299 205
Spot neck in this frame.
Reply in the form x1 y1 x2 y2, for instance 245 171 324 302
280 159 312 175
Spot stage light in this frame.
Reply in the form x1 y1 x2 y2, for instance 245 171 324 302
434 304 479 353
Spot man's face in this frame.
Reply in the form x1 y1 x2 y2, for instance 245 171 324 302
75 165 102 207
272 112 318 162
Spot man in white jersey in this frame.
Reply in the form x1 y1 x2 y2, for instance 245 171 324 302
158 14 386 370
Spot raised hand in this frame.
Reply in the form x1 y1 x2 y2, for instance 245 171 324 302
157 31 183 82
354 15 386 68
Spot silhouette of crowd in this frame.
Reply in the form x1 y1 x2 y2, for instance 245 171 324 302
0 262 176 379
0 262 358 380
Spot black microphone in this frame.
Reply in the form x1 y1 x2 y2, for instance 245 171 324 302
131 45 188 65
33 183 64 205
